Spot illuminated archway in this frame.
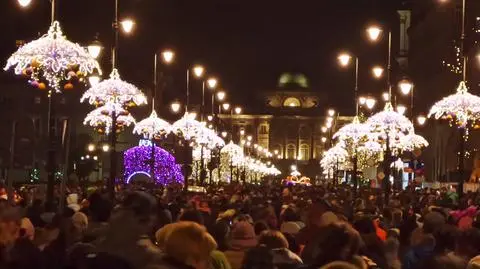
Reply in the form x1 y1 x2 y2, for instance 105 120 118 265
124 140 184 185
283 97 301 107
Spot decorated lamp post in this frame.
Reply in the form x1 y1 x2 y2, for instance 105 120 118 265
82 70 147 199
4 4 101 208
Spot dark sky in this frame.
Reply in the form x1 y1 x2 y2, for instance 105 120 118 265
1 0 406 115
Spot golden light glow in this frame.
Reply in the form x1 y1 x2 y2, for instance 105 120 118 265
321 137 327 143
326 122 332 128
170 101 181 113
222 103 230 111
366 97 376 109
321 126 328 133
120 19 135 34
417 115 427 126
372 66 384 78
367 25 382 41
102 144 110 152
87 144 95 152
396 104 407 115
338 53 352 67
399 79 413 95
216 91 226 101
359 96 367 105
234 106 242 114
87 41 103 59
207 78 218 89
161 50 175 64
18 0 32 8
193 65 205 78
382 92 390 101
328 109 335 117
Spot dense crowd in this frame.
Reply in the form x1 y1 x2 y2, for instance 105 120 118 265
1 183 480 269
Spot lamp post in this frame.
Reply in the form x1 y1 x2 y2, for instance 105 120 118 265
399 79 414 119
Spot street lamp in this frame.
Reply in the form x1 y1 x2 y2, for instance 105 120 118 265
365 97 376 110
326 117 334 124
321 137 327 143
235 107 242 114
399 79 413 95
321 126 328 133
417 115 427 126
207 78 218 89
337 53 352 67
222 103 230 111
193 65 205 78
170 100 181 113
216 91 226 101
247 135 252 141
120 19 135 34
396 105 407 115
326 122 332 128
328 109 335 117
102 144 110 152
221 131 228 138
367 25 383 42
359 96 367 105
87 144 96 152
87 39 103 59
372 66 384 78
382 92 390 101
161 49 175 64
17 0 32 7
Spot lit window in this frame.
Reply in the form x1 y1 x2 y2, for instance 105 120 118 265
283 97 301 107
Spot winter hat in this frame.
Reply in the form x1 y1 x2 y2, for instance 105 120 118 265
20 217 35 240
468 255 480 269
67 193 81 212
280 222 301 235
72 212 89 232
231 221 257 249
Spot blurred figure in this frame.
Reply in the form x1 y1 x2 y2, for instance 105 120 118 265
258 230 302 267
225 221 257 269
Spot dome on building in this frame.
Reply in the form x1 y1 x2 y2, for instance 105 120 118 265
278 73 309 89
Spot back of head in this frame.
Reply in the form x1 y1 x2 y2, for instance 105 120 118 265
120 191 157 223
165 221 217 266
258 230 289 249
241 246 276 269
179 209 204 226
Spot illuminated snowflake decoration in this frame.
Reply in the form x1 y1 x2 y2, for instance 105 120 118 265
171 112 205 141
428 81 480 128
399 132 429 152
84 101 135 134
133 110 171 140
4 21 101 92
81 68 147 106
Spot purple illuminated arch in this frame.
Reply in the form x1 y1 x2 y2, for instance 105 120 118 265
124 140 184 185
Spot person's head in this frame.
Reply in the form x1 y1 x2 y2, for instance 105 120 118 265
313 222 361 267
0 206 21 246
71 212 89 234
254 221 269 236
20 217 35 241
353 217 376 235
164 221 217 269
119 191 157 224
88 192 112 222
179 209 204 226
241 246 276 269
434 224 458 254
282 206 300 222
258 230 289 249
155 222 186 250
231 220 257 250
456 228 480 260
210 220 230 251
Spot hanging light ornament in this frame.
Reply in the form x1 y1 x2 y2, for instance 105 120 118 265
133 110 171 140
367 102 414 135
5 21 101 92
171 112 206 141
333 116 373 143
398 132 429 152
195 128 225 149
84 101 136 134
221 141 244 166
81 68 147 107
320 143 349 172
428 81 480 128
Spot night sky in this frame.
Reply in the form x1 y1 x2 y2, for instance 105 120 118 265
1 0 407 115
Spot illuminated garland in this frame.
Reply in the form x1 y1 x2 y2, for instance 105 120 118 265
171 112 205 141
83 101 136 134
81 68 147 106
133 110 171 140
4 21 101 92
428 81 480 128
123 140 183 185
399 132 429 152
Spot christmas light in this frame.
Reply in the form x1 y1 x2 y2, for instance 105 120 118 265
428 81 480 128
399 132 429 152
124 140 183 185
133 110 171 140
367 102 414 134
171 112 206 141
84 101 136 134
81 68 147 106
4 21 101 92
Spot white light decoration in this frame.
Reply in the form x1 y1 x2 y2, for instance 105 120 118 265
221 141 244 166
84 101 136 134
171 112 205 141
320 143 349 172
4 21 101 92
18 0 32 8
333 116 371 143
399 132 429 152
396 105 407 115
81 68 147 106
133 110 171 140
428 81 480 128
367 102 414 134
192 146 212 161
195 127 225 149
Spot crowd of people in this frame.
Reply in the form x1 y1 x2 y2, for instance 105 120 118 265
1 182 480 269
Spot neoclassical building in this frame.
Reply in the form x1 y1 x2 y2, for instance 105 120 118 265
220 73 352 178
